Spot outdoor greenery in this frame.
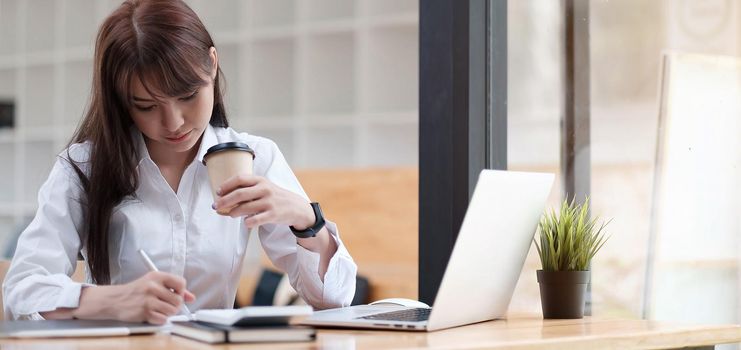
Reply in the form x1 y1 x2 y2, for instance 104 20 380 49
535 198 610 271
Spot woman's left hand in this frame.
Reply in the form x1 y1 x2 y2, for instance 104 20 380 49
213 174 315 230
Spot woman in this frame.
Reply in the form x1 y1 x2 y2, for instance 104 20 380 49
2 0 356 324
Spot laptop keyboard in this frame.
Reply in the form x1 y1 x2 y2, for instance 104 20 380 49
358 308 431 322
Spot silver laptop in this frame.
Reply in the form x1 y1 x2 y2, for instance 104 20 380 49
0 320 161 338
301 170 554 332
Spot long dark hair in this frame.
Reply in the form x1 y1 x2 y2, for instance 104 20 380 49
65 0 228 284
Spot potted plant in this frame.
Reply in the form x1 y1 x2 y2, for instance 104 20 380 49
534 197 610 319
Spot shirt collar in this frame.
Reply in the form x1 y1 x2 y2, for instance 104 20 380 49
132 126 150 165
196 124 219 165
132 124 219 166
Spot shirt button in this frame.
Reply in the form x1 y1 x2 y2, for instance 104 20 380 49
174 214 183 221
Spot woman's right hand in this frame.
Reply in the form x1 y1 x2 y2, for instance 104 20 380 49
109 271 196 324
68 271 196 324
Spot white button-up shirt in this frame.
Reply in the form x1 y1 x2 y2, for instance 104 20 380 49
3 125 357 320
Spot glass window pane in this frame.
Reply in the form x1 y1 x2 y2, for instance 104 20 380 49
506 0 564 315
591 0 741 324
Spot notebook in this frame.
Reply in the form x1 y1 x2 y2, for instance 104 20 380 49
0 320 161 338
171 321 315 344
188 305 313 326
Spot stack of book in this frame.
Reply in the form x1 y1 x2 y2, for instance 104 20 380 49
171 305 315 344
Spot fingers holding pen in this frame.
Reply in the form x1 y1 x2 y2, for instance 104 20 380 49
145 278 184 308
119 271 197 324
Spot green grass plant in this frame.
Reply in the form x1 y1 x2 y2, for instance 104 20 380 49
534 197 610 271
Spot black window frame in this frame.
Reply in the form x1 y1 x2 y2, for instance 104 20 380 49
418 0 507 304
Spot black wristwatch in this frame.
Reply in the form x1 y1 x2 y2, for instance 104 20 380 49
290 202 326 238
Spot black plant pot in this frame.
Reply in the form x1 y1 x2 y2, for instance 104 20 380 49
537 270 590 319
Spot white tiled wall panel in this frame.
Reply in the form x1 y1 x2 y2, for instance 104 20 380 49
0 0 19 56
0 69 15 99
25 0 55 53
243 0 295 28
22 64 55 128
364 25 418 113
22 141 56 203
64 0 97 49
243 39 296 118
63 59 92 127
302 32 356 115
0 143 14 202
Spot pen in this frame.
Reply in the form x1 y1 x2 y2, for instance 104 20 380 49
137 249 193 318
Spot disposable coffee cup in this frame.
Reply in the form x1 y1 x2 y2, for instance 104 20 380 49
202 142 255 215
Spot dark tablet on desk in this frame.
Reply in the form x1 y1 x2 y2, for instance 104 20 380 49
0 320 161 338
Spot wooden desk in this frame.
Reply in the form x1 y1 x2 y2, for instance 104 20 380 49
0 317 739 349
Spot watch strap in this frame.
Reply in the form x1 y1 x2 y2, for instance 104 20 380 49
290 202 325 238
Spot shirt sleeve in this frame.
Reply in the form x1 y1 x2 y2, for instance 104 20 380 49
2 155 88 320
250 137 357 310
